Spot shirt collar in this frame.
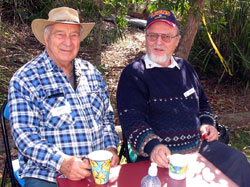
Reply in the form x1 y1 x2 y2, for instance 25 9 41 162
43 50 57 72
144 54 180 70
43 50 85 76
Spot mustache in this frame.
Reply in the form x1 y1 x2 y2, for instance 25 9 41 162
153 45 166 50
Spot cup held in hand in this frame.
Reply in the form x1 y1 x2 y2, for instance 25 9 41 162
88 150 113 184
168 154 188 180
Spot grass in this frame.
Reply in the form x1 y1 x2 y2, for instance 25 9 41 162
0 178 11 187
230 127 250 160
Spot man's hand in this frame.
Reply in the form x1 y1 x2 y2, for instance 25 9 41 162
200 124 219 142
59 156 91 180
150 144 171 168
106 147 120 167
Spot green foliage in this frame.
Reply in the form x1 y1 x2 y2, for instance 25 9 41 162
102 0 129 38
230 127 250 160
147 0 181 13
190 0 250 86
1 0 129 41
28 1 60 21
0 178 11 187
1 0 58 24
96 64 109 75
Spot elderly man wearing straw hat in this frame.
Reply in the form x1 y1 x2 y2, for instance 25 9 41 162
8 7 120 186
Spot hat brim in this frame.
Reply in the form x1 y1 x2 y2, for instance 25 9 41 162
31 19 95 45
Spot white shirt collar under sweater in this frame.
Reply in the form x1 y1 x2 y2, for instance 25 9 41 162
144 54 180 70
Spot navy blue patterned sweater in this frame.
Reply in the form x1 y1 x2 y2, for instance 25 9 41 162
116 56 215 157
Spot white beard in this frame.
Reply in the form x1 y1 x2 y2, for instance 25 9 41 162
148 52 170 65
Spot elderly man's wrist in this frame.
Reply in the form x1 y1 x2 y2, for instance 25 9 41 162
106 147 118 154
144 139 161 156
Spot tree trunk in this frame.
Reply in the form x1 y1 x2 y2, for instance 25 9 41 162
93 0 103 66
0 0 2 23
175 0 205 60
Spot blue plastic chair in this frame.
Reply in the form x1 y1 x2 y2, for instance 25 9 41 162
0 100 25 187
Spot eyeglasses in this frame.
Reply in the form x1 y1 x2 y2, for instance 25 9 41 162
146 32 179 43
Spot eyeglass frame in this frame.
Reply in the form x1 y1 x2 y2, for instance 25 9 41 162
146 32 180 43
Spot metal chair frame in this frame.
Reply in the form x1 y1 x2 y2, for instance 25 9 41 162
1 100 21 187
118 133 132 164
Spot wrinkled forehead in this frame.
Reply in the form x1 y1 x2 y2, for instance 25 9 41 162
50 22 81 30
146 21 179 33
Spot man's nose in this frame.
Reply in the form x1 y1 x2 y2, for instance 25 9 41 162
156 35 164 45
63 35 72 46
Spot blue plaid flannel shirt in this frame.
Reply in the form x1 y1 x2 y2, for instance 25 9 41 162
8 51 119 183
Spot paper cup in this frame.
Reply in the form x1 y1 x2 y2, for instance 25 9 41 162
168 154 188 180
88 150 113 184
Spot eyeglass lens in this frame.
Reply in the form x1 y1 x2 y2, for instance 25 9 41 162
147 33 178 43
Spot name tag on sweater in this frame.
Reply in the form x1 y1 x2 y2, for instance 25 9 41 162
51 101 71 116
184 88 195 97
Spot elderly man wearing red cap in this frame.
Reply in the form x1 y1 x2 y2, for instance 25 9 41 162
8 7 119 186
117 10 250 186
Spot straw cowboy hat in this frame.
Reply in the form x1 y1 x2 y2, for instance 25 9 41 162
31 7 95 45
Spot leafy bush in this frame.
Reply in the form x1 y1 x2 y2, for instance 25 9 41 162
190 0 250 86
1 0 58 24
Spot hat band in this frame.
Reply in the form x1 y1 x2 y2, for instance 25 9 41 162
55 19 79 24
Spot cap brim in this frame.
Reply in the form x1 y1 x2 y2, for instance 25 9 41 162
31 19 95 45
146 20 176 29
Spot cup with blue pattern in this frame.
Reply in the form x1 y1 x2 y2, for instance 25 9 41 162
88 150 113 184
168 154 188 180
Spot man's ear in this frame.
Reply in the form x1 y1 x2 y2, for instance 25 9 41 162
44 33 49 46
176 35 181 47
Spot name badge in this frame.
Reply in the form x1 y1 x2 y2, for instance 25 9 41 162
51 101 71 116
184 88 195 97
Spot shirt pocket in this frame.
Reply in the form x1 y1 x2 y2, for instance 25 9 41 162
41 87 74 129
84 88 106 121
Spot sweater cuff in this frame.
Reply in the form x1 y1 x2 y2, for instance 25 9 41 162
199 111 216 126
144 139 161 156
